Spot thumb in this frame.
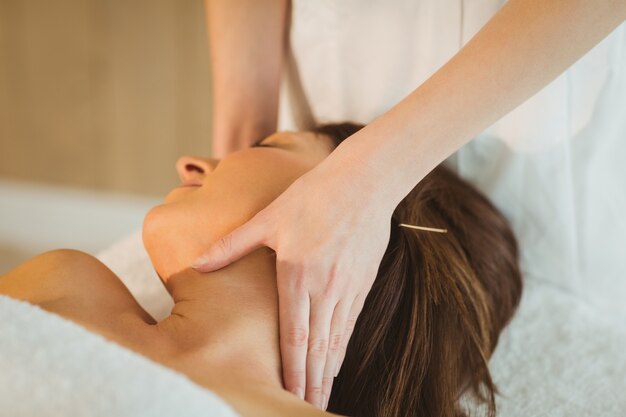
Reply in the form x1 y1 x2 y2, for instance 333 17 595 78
191 219 266 272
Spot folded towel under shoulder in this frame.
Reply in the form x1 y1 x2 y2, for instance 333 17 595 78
0 295 241 417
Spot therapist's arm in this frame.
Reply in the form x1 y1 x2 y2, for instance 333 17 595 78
205 0 289 157
194 0 626 409
347 0 626 201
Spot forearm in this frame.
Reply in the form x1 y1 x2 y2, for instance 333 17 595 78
334 0 626 206
205 0 289 156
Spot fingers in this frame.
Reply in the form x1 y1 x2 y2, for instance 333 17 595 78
305 296 336 409
192 215 267 272
279 276 367 410
321 299 352 407
334 292 366 378
277 268 310 402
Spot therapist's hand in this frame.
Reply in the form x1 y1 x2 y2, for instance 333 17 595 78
192 153 394 410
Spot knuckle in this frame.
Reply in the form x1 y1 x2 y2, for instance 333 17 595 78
218 234 233 255
276 256 296 272
346 316 358 333
278 259 307 287
328 333 343 352
322 264 345 297
291 268 308 290
307 386 323 396
285 326 308 347
308 337 329 355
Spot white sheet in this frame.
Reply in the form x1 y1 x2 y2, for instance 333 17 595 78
0 294 240 417
488 279 626 415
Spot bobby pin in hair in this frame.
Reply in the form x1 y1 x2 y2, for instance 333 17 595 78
398 223 448 233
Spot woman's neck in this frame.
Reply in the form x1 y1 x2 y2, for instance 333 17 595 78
149 249 330 417
157 247 283 390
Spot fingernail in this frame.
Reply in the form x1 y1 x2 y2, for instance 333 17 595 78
191 256 209 269
322 394 328 410
292 388 304 400
334 362 340 377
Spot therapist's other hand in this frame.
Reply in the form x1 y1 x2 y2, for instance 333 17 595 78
211 132 260 159
211 137 243 159
192 154 393 409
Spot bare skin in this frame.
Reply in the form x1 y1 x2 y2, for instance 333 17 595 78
0 132 341 417
200 0 626 407
205 0 289 157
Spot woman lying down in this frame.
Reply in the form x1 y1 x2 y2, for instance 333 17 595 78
0 123 522 417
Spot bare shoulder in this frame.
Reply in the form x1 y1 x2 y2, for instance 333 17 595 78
0 249 155 329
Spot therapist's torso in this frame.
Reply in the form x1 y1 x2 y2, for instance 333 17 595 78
279 0 626 319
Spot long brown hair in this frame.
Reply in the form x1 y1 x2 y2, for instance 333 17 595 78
313 123 523 417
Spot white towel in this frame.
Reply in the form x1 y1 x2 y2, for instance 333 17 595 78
489 279 626 416
0 294 241 417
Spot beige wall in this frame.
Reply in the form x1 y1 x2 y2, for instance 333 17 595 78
0 0 213 196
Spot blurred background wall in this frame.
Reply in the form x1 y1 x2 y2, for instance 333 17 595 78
0 0 213 195
0 0 213 272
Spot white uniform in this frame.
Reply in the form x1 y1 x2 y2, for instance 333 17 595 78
279 0 626 320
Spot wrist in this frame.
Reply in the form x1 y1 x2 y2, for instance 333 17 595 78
212 113 277 156
212 94 279 149
320 139 405 216
325 128 425 210
213 117 276 144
